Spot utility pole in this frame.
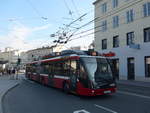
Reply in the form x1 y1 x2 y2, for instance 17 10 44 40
16 51 21 80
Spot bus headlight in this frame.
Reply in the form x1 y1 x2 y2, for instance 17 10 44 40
109 83 115 87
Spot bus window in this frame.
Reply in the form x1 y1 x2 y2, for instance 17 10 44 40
53 61 64 75
70 60 77 75
31 63 37 73
48 63 53 74
26 64 31 73
63 60 70 76
40 62 53 75
42 64 49 74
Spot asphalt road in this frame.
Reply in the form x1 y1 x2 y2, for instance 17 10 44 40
3 80 150 113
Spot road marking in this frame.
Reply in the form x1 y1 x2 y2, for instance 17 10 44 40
118 91 150 99
94 104 118 113
73 109 90 113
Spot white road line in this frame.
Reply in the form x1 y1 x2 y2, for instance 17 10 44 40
117 91 150 99
94 104 118 113
73 109 90 113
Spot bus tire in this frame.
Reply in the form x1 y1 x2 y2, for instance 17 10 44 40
63 82 70 94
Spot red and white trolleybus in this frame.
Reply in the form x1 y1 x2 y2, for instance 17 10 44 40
26 50 116 96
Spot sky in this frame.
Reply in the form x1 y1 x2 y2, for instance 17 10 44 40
0 0 95 52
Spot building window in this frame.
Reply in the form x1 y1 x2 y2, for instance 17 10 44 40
113 16 119 28
126 9 134 23
144 27 150 42
101 3 107 13
102 39 107 49
112 0 118 8
127 32 134 45
143 2 150 17
113 35 119 48
101 20 107 32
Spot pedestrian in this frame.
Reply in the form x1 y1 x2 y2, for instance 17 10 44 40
8 69 11 75
12 69 16 79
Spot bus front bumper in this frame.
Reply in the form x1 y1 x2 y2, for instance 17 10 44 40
78 87 117 96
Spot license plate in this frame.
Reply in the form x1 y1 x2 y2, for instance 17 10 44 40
104 90 111 94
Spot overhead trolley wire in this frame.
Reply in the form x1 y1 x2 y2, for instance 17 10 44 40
71 0 80 17
68 11 146 42
63 0 74 19
25 0 48 20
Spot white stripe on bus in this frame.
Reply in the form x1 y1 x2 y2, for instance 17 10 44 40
54 75 69 80
40 74 48 76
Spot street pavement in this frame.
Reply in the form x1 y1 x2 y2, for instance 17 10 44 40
2 77 150 113
117 80 150 97
117 80 150 88
0 75 21 113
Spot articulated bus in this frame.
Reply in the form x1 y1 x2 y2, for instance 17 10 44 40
26 50 116 96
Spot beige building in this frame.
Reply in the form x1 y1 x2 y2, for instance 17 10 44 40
0 47 19 69
93 0 150 80
19 52 28 69
26 47 53 62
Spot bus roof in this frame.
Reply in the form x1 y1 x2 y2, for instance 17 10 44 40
26 54 106 65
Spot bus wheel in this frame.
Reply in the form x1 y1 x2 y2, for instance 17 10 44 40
63 82 70 94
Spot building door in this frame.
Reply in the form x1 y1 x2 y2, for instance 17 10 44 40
127 58 135 80
112 59 119 80
145 56 150 77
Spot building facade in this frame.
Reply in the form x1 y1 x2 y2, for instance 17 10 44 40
0 47 19 70
19 52 28 70
26 47 53 62
93 0 150 80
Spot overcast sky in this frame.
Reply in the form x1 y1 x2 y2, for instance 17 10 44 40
0 0 95 51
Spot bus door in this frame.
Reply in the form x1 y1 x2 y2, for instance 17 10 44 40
36 63 41 82
78 61 89 88
69 60 77 91
48 63 54 86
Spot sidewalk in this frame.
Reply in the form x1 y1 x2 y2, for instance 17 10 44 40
117 79 150 97
117 80 150 88
0 75 20 113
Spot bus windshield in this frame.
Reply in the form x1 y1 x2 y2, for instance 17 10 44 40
80 57 113 84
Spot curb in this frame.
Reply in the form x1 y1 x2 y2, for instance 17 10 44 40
0 82 20 113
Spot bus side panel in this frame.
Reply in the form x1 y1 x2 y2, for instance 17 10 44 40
28 73 31 79
32 74 37 81
32 74 35 81
43 76 49 85
53 78 65 89
26 72 30 79
30 74 34 80
76 82 94 96
40 75 48 85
